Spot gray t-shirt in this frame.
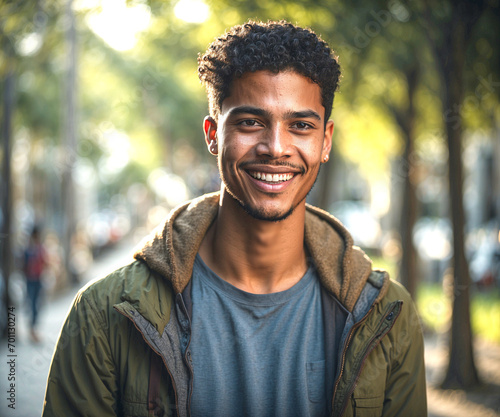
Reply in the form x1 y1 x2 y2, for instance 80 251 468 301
189 254 327 417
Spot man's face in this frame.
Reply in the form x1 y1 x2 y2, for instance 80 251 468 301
204 70 333 221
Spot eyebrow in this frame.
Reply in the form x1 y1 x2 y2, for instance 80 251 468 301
227 106 270 118
227 106 322 121
284 110 322 121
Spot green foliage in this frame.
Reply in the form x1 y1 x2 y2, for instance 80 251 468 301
416 283 451 332
6 0 496 192
417 283 500 344
370 254 398 281
3 0 499 234
372 255 500 344
471 289 500 344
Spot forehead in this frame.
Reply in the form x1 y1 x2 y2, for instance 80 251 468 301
220 70 324 119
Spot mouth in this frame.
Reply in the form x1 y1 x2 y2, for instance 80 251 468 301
248 171 295 184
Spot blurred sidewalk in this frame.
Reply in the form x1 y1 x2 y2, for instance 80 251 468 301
0 236 499 417
426 333 500 417
0 235 138 417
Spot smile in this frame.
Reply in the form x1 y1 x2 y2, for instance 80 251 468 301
249 171 295 183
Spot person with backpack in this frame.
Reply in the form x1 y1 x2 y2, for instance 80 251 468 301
23 225 47 343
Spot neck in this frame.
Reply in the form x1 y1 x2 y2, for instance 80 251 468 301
199 189 308 294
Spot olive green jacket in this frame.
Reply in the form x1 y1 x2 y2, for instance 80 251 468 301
43 193 427 417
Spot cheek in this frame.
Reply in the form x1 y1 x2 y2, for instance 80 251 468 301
308 161 321 177
218 147 240 179
219 145 235 168
220 139 254 165
300 146 323 169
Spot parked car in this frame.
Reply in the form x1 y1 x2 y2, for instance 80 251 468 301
469 234 500 288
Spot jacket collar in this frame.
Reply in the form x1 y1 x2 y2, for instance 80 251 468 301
134 192 389 312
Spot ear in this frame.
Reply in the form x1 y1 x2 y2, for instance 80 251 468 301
321 120 334 163
203 116 218 155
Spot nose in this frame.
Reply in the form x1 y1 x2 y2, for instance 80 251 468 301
255 124 291 159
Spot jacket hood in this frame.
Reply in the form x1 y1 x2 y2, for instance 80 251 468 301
134 192 389 312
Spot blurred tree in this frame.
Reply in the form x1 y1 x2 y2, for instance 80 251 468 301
330 0 428 297
386 56 421 299
0 34 14 338
0 0 37 336
410 0 494 390
1 0 84 288
75 3 212 179
62 0 78 283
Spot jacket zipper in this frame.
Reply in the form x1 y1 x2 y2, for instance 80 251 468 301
185 347 193 417
339 302 402 416
331 302 402 417
330 306 373 416
114 306 180 416
178 297 194 417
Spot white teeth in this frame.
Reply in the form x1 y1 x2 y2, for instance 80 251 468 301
250 172 294 183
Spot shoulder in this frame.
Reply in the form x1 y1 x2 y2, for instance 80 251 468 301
380 279 424 347
383 279 415 305
378 278 421 324
77 260 154 304
73 260 174 329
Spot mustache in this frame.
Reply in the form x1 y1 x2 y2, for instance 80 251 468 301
239 160 306 175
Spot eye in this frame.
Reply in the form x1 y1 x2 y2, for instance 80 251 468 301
238 119 263 128
292 121 313 130
241 120 257 126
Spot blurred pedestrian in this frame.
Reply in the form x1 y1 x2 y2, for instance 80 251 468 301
23 225 47 343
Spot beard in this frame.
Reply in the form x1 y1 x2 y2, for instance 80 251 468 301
237 199 296 222
222 164 322 223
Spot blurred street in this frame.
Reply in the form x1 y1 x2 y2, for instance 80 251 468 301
0 237 499 417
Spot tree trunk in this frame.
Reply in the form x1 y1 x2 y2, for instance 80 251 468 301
397 65 419 299
1 63 15 337
61 0 78 284
439 4 479 390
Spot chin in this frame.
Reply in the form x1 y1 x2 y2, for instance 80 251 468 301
223 182 303 222
239 202 295 222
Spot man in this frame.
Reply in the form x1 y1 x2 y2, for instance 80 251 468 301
43 20 426 416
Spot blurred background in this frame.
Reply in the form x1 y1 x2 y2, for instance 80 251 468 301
0 0 499 416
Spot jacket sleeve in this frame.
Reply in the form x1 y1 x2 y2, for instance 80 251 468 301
43 290 119 416
382 290 427 417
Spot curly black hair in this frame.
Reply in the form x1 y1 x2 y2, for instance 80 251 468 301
198 20 341 123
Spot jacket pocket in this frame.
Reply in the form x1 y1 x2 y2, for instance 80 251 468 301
306 360 326 403
352 394 383 417
123 400 150 417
